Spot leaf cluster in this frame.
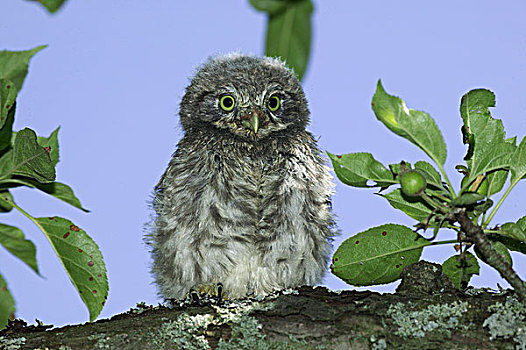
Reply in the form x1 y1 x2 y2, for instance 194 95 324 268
23 0 68 14
250 0 313 80
0 47 108 327
329 80 526 294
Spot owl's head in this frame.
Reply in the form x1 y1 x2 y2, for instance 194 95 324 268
179 54 309 140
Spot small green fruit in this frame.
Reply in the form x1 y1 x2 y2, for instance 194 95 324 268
400 170 427 197
461 175 488 196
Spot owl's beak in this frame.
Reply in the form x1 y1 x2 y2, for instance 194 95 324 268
248 114 259 134
239 108 264 134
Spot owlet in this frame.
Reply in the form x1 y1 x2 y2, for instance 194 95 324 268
146 54 337 300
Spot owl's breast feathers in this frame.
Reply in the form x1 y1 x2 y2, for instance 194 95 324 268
155 129 334 239
151 128 336 297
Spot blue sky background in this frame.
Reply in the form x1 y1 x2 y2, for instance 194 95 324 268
1 0 525 327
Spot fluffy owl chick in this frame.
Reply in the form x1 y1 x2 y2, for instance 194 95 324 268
146 54 337 300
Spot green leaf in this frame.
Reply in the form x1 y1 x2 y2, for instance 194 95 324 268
442 252 480 289
468 112 506 148
327 152 394 188
490 219 523 251
474 241 512 267
491 236 526 255
24 0 68 13
40 182 87 211
35 217 108 321
0 273 15 328
510 136 526 184
14 180 88 212
472 199 493 215
459 88 496 163
250 0 287 14
0 46 46 91
264 0 313 80
331 224 430 286
10 127 60 167
400 109 448 165
455 164 468 174
371 80 410 137
381 188 433 221
0 223 38 274
372 81 447 166
450 192 485 207
500 222 526 242
460 89 495 137
0 150 12 177
486 169 508 197
0 79 17 133
0 104 15 153
11 128 55 183
389 162 411 179
517 216 526 233
37 127 60 166
467 142 514 185
459 89 515 185
414 161 443 189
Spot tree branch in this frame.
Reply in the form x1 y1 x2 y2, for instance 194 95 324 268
455 209 526 301
0 262 522 349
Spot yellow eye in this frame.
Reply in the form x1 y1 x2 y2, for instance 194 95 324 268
219 95 235 111
268 95 280 112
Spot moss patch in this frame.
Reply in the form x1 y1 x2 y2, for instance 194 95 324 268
0 336 26 350
483 296 526 349
386 300 469 338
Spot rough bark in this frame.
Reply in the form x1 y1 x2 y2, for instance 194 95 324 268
0 261 523 350
455 209 526 301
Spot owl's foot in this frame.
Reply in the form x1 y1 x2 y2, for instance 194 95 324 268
189 282 226 305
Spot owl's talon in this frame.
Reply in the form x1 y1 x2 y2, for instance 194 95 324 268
217 283 224 304
188 283 226 305
164 298 177 307
190 290 201 305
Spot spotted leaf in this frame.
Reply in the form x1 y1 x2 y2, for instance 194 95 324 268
36 216 108 322
37 127 60 166
11 126 60 166
331 224 430 286
11 128 55 183
0 46 46 91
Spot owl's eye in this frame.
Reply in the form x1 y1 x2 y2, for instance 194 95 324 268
268 95 280 112
219 95 235 112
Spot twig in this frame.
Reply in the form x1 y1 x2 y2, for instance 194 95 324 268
455 209 526 301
